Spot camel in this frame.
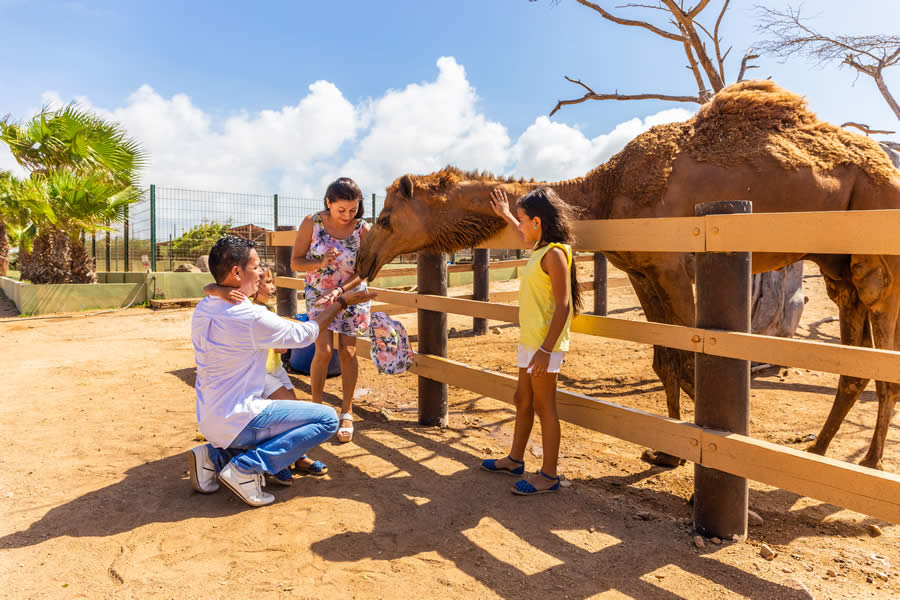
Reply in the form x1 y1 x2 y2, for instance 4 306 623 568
357 80 900 471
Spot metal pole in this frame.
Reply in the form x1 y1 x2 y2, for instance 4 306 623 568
105 229 111 271
91 234 96 269
169 230 174 272
150 185 157 272
273 194 279 229
371 193 376 224
114 238 119 271
473 248 489 335
693 199 752 540
592 253 607 316
123 205 130 272
275 225 298 318
417 251 448 426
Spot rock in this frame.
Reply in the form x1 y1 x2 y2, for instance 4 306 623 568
693 535 706 549
710 537 722 545
826 568 837 577
866 576 874 584
790 579 815 600
635 511 653 521
491 327 502 335
559 476 572 488
876 572 889 581
195 255 210 272
175 263 201 272
760 543 776 560
380 407 394 422
748 510 764 526
868 524 884 537
791 553 802 560
588 526 596 533
482 447 494 456
449 327 458 337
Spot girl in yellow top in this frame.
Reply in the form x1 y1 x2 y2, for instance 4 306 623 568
481 187 583 495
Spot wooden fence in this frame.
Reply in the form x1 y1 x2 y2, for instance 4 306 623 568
268 209 900 528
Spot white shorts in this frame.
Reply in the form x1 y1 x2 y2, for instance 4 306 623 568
517 344 565 374
263 366 293 398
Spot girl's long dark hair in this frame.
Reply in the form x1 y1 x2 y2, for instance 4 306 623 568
517 187 583 313
324 177 364 219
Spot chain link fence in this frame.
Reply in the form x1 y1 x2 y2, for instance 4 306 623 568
92 186 388 272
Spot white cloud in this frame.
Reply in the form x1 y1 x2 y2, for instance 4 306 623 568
6 58 695 225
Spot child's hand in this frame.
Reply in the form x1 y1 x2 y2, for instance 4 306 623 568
527 349 551 377
344 290 378 305
226 289 248 304
314 287 343 307
489 189 513 220
321 247 341 268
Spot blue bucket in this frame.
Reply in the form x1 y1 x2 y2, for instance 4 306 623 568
288 314 341 377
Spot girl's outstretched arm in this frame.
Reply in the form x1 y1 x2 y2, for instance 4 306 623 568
528 247 572 377
488 188 527 246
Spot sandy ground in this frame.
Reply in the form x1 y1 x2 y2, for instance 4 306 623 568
1 261 899 599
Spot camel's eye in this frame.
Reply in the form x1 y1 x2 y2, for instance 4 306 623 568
377 216 391 229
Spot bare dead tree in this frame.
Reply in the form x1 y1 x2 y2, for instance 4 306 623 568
531 1 757 116
756 5 900 121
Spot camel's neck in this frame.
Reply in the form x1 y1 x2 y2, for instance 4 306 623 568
459 172 611 220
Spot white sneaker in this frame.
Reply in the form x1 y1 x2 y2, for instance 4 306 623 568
218 462 274 507
188 445 220 493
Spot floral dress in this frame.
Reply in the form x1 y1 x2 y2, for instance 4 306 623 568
304 212 371 336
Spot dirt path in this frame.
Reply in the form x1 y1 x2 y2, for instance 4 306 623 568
1 261 898 599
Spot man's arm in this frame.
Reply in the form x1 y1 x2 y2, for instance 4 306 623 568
250 289 377 350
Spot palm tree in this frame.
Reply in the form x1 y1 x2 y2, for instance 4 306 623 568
0 104 145 283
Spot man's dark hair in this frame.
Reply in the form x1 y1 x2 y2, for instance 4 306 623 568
208 236 257 284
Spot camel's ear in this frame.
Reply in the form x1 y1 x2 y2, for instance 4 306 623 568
399 175 414 199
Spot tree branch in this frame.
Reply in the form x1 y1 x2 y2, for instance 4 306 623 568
661 0 725 90
687 0 712 19
840 122 896 135
549 77 702 116
713 0 730 81
574 0 684 41
737 49 760 81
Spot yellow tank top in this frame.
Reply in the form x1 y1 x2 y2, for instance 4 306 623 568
265 348 281 374
518 242 573 352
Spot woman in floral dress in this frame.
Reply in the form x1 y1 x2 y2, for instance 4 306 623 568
291 177 371 442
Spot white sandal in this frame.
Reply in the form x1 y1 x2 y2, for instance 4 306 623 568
337 412 354 443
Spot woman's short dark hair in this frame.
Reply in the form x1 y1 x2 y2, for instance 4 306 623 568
209 236 256 284
324 177 364 219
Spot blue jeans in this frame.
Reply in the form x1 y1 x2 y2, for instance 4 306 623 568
207 400 338 476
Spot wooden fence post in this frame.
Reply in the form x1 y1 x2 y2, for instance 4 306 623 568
473 248 489 335
592 252 607 316
694 200 752 539
275 225 298 318
417 251 448 426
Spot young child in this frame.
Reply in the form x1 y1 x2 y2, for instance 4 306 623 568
481 187 583 495
204 265 328 481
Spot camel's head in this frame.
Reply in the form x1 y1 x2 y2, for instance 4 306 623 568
357 167 511 280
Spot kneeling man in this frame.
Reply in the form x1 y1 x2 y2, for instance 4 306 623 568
188 236 375 507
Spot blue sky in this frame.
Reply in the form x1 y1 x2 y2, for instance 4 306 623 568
1 0 898 199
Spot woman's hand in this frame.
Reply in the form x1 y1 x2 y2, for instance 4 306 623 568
321 247 341 268
489 188 514 221
527 348 551 378
225 289 248 304
314 286 343 307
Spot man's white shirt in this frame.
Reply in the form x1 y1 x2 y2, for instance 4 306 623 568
191 297 319 447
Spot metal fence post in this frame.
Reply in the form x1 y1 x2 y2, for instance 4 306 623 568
417 251 448 426
150 184 157 272
592 253 607 316
273 194 279 229
371 193 376 223
123 205 130 272
694 200 752 540
91 234 96 269
105 229 111 272
473 248 489 335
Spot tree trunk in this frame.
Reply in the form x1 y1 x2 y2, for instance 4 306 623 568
0 220 8 277
27 229 73 284
70 237 97 283
874 70 900 121
751 262 805 338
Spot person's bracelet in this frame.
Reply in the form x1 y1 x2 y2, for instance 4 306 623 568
537 346 552 355
336 296 348 309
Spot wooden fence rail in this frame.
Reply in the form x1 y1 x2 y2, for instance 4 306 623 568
268 209 900 526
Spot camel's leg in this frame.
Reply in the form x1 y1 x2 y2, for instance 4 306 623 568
851 254 900 470
806 273 871 456
626 257 696 468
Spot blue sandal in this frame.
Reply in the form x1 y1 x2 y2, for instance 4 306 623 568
294 455 328 477
512 470 560 495
481 455 525 476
